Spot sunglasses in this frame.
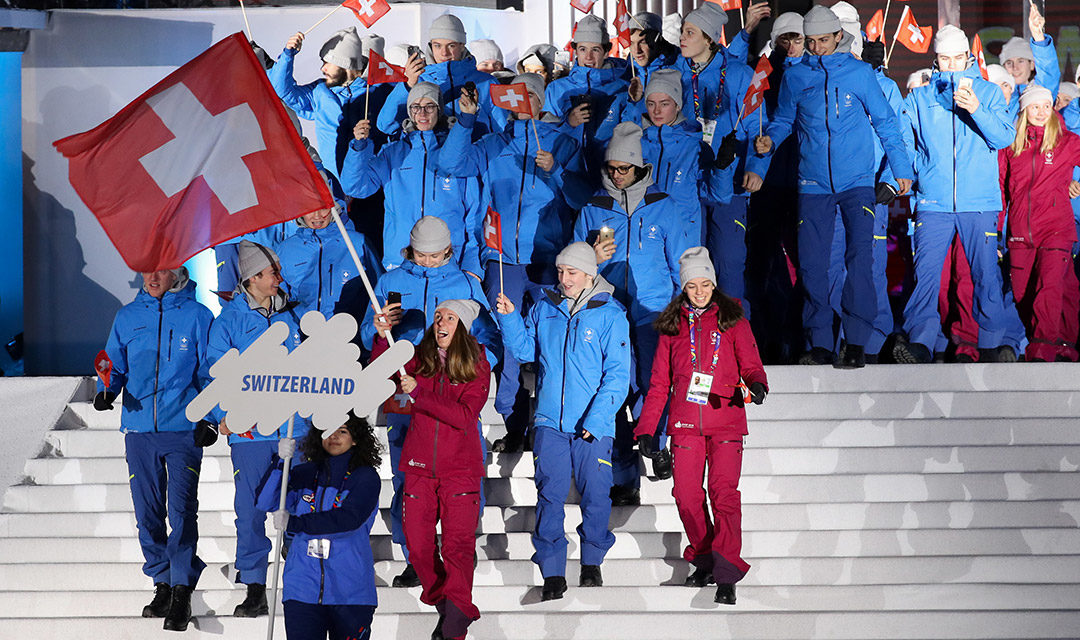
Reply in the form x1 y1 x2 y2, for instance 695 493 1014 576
605 164 634 176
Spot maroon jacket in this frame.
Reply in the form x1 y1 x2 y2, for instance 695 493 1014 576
999 120 1080 250
635 304 767 440
374 337 490 478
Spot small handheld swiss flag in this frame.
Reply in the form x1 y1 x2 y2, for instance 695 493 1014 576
484 207 503 253
53 33 334 272
490 83 534 118
895 6 932 54
614 0 632 49
570 0 596 13
367 50 408 85
866 9 884 43
707 0 742 10
343 0 390 29
95 350 113 388
742 55 772 118
973 33 989 80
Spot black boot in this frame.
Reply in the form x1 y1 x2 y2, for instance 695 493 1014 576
798 346 833 365
233 583 268 618
609 484 640 507
579 564 603 587
491 429 524 453
430 611 446 640
714 583 736 605
836 344 865 369
142 582 171 618
651 449 673 480
893 335 932 364
685 567 714 588
392 563 421 588
162 584 192 631
541 576 567 601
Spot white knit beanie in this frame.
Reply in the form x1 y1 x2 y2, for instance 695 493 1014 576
435 299 480 333
662 13 683 47
770 12 804 47
468 39 503 65
934 25 969 55
1019 85 1052 111
999 36 1033 63
320 27 365 71
987 64 1015 93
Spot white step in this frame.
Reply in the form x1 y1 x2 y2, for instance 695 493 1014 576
767 362 1080 393
755 391 1080 420
22 444 1080 485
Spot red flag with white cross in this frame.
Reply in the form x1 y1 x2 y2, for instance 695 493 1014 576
343 0 390 29
95 350 113 388
366 49 408 84
895 5 932 54
570 0 596 13
490 83 534 118
53 32 334 272
484 207 503 253
865 9 884 43
973 33 989 80
742 55 772 118
614 0 632 49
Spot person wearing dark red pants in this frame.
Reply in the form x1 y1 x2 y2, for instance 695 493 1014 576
999 86 1080 361
635 247 768 604
377 299 490 640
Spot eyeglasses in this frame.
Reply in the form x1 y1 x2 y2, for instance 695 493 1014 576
408 104 440 115
605 163 634 176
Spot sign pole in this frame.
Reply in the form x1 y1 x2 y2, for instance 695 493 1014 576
265 414 295 640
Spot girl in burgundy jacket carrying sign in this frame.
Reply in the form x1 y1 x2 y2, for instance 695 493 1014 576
634 247 768 606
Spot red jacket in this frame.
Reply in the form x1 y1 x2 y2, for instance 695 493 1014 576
998 120 1080 250
635 304 767 440
374 337 490 478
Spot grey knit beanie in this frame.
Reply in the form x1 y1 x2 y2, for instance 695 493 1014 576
468 39 503 64
1019 85 1052 110
429 14 467 43
1000 36 1033 63
435 299 480 333
320 27 365 70
632 11 662 33
605 122 645 167
684 2 728 43
556 242 599 277
513 73 546 109
770 12 804 46
238 240 280 283
407 82 442 111
409 216 453 253
679 246 716 288
645 69 684 110
517 43 557 76
362 34 385 58
574 14 610 45
803 5 842 38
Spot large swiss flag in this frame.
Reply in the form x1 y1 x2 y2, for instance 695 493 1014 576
53 32 334 272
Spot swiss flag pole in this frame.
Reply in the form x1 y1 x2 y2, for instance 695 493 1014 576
484 207 504 296
53 32 335 273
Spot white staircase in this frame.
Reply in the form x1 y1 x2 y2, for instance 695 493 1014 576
2 365 1080 639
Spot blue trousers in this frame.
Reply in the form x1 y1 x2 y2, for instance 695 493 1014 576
387 413 488 563
230 440 278 585
614 320 665 489
706 196 749 309
483 262 550 435
902 210 1006 350
828 202 893 355
531 426 615 577
125 431 206 587
798 188 877 349
283 600 375 640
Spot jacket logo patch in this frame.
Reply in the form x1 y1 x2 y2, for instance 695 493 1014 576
583 327 595 343
674 169 684 183
302 492 315 503
179 336 190 351
407 458 427 468
442 177 453 190
647 225 660 239
844 93 853 108
1045 151 1054 165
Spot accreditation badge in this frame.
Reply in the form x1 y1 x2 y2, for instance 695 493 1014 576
698 118 718 146
686 372 714 405
307 538 331 559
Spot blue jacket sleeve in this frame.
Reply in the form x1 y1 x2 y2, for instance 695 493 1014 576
875 77 906 188
253 456 290 513
268 49 317 119
1031 36 1061 98
435 111 487 177
194 307 214 394
496 306 537 364
460 178 486 276
968 81 1017 150
725 31 751 62
359 276 390 351
858 66 913 181
340 139 389 199
99 313 128 395
205 316 235 424
289 467 381 536
664 209 692 291
763 72 797 151
376 83 410 137
581 309 631 436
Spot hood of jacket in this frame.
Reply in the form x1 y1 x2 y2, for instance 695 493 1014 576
601 164 655 214
546 274 617 316
401 116 457 135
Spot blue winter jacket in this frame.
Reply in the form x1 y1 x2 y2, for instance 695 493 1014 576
872 69 905 189
99 278 213 433
573 170 692 323
672 49 772 196
256 452 379 606
546 59 631 174
340 124 484 275
498 277 631 440
276 215 383 320
207 290 310 444
270 48 391 176
436 111 588 267
376 59 501 137
630 53 678 87
1012 36 1061 103
764 48 913 195
901 65 1016 212
353 258 500 369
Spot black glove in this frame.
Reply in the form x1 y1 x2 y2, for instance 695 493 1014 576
714 131 738 170
193 420 219 448
749 382 768 405
862 41 886 69
93 391 116 411
875 182 898 205
636 433 657 459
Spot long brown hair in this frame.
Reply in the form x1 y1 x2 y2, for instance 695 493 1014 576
414 320 481 384
1011 109 1062 157
653 289 744 336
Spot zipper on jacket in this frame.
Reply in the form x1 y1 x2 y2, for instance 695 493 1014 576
153 298 163 433
432 375 445 475
952 76 958 211
1028 142 1036 243
657 127 666 182
421 135 429 217
515 128 529 262
558 313 572 429
316 233 324 311
823 67 836 192
167 329 173 361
